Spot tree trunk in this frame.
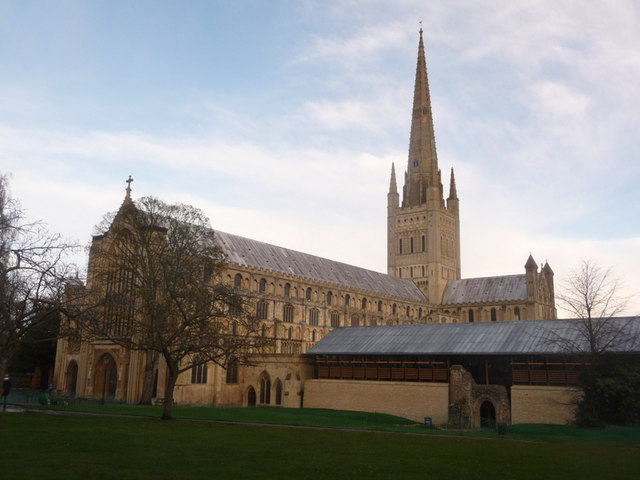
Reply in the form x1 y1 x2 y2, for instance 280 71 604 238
161 361 178 420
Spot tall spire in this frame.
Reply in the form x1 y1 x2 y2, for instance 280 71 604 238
403 27 440 208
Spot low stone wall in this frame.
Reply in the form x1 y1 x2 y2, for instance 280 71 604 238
511 385 578 425
303 379 449 424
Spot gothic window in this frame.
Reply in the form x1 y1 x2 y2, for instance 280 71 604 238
229 297 242 316
234 273 242 288
326 291 333 306
422 265 426 277
345 294 350 307
283 303 294 323
330 311 340 327
491 308 497 322
256 300 268 320
259 373 271 404
377 301 383 312
351 315 359 327
406 306 411 317
191 364 208 384
309 308 319 326
312 330 317 342
399 239 403 254
284 283 291 297
418 307 423 319
305 287 312 300
422 235 426 252
287 327 293 339
259 278 267 293
226 358 238 384
468 310 474 323
514 307 521 321
392 303 397 316
361 298 367 310
410 237 414 253
274 379 283 406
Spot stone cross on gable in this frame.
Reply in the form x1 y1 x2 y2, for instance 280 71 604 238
125 175 133 195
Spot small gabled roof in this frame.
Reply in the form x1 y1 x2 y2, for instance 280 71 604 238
213 230 428 303
306 317 640 356
442 274 527 305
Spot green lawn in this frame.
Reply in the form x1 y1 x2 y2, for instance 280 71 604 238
1 411 639 480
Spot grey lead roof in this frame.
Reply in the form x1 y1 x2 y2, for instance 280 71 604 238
442 274 527 305
306 317 640 356
213 230 428 303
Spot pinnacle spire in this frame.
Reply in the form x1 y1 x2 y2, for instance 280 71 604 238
389 163 398 194
403 28 440 207
448 168 458 199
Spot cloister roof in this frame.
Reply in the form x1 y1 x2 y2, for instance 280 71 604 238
306 317 640 356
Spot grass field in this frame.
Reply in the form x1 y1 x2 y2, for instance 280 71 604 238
1 407 639 479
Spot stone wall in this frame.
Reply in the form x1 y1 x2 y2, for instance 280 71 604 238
511 385 577 425
303 379 449 424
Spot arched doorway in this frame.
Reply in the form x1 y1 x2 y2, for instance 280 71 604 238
247 386 257 407
94 354 118 401
65 361 78 395
479 400 496 429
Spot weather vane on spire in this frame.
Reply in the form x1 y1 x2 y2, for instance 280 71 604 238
125 175 134 196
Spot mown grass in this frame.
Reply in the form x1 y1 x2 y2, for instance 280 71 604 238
0 412 639 480
31 403 640 447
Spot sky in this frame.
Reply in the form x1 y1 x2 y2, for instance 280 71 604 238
1 0 639 316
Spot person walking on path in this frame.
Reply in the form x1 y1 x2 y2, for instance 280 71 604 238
2 374 11 411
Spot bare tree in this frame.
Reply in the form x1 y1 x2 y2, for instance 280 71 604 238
0 174 76 380
554 260 639 426
556 260 632 355
73 195 265 420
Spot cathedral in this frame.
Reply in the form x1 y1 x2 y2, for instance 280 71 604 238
53 30 559 424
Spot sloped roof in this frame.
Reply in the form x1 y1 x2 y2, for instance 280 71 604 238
306 317 640 356
213 230 428 303
442 274 527 305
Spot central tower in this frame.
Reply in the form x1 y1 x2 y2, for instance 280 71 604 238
387 29 461 304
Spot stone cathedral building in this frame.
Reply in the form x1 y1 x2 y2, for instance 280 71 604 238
54 30 559 423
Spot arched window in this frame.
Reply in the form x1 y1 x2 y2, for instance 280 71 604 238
422 235 426 252
259 373 271 404
283 304 294 323
406 306 411 317
345 294 350 307
330 311 340 327
274 379 283 406
312 330 317 342
326 291 333 305
256 300 268 320
418 307 423 319
287 327 293 339
392 303 397 315
361 298 367 310
305 287 312 300
191 364 208 384
378 301 383 312
410 237 414 253
514 307 521 321
399 238 403 254
309 308 319 326
226 358 238 384
234 273 242 288
468 310 475 323
491 308 497 322
284 283 291 297
259 278 267 293
351 315 359 327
